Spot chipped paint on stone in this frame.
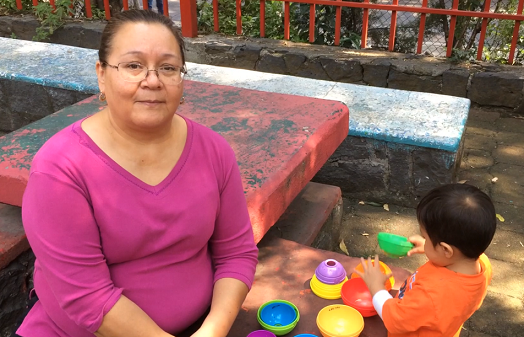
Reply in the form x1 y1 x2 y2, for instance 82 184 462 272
0 38 99 94
0 37 468 152
186 63 469 152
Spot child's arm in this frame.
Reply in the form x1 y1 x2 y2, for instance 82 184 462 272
353 255 393 319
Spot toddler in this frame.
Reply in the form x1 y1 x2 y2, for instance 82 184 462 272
355 183 496 337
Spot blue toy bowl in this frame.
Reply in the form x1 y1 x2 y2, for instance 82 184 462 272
260 301 297 326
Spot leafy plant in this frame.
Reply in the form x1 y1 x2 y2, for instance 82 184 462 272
1 0 106 40
90 4 106 20
0 0 32 12
425 0 524 64
33 0 74 41
197 0 363 49
197 0 285 39
291 2 363 49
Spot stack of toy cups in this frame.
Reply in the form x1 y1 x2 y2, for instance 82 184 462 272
310 259 348 299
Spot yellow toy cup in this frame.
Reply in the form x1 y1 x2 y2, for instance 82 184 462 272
316 304 364 337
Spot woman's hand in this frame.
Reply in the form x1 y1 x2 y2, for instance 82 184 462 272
407 235 425 256
190 278 249 337
95 295 174 337
353 255 392 297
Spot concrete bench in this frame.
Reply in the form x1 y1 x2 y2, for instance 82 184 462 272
0 37 469 206
267 181 343 251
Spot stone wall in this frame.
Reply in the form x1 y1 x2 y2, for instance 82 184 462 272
0 249 34 337
313 135 464 206
0 79 92 133
1 16 524 110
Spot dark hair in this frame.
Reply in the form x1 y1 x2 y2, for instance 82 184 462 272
99 10 185 65
416 183 496 259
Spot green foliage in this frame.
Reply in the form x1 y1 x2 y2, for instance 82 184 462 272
197 0 362 49
33 0 74 41
197 0 523 64
90 4 106 20
1 0 107 40
425 0 523 64
197 0 285 39
291 3 362 49
450 47 477 63
0 0 32 12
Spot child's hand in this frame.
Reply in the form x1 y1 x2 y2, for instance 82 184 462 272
353 254 392 297
407 235 425 256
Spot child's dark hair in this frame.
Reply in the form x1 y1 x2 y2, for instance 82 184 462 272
416 183 496 259
99 10 185 65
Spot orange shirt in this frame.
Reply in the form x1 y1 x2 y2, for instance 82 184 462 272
382 254 492 337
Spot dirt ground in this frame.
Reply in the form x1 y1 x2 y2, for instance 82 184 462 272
337 104 524 337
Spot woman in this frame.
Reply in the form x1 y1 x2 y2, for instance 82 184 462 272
16 10 258 337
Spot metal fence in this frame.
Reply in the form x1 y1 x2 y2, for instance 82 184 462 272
184 0 524 64
10 0 524 63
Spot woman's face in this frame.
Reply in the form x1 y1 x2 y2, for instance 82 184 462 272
96 22 184 132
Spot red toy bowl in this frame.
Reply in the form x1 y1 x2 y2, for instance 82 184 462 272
341 277 377 317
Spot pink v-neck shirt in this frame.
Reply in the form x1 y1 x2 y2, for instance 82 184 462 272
18 117 259 336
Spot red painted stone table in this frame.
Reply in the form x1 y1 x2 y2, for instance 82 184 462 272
0 80 348 265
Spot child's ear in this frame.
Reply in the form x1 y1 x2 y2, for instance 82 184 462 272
439 242 454 258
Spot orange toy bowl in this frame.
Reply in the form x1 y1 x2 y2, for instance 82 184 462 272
350 260 395 291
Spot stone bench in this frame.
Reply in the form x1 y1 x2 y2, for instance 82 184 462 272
0 37 469 207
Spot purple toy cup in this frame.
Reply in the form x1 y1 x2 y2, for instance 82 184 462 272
247 330 277 337
314 259 347 284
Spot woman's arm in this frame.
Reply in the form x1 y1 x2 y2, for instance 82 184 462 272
23 172 174 336
95 296 173 337
190 278 249 337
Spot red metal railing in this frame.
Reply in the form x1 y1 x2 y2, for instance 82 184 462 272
14 0 170 21
180 0 524 64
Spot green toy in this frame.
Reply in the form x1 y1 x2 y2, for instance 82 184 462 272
378 232 414 258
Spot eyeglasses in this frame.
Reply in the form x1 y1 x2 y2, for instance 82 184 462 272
101 61 187 85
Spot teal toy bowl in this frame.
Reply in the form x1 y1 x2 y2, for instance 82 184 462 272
257 300 300 336
378 232 414 258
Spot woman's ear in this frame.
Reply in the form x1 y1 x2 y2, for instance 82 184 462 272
96 61 106 93
439 242 454 258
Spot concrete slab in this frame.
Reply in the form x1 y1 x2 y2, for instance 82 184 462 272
268 182 342 250
187 63 469 152
228 235 412 337
0 81 349 244
0 203 27 270
0 37 470 153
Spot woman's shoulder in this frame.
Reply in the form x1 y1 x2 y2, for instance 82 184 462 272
31 119 86 173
